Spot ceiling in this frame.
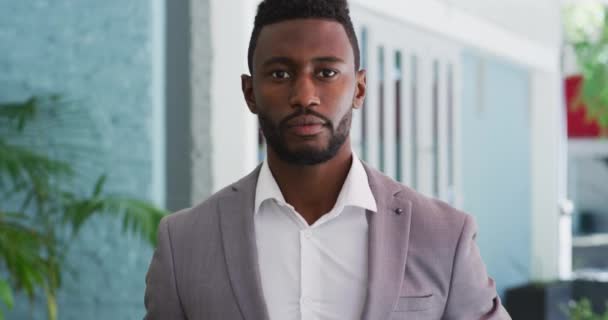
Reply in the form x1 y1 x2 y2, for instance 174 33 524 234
442 0 563 47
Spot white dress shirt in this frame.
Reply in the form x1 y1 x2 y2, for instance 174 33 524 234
254 153 377 320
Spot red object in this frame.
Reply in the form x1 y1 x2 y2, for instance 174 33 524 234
565 75 601 138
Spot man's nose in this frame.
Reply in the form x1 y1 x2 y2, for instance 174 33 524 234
288 74 320 109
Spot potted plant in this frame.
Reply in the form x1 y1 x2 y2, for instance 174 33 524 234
565 298 608 320
564 0 608 136
505 280 608 319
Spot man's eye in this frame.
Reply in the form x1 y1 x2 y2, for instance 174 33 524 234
271 71 290 79
318 69 338 78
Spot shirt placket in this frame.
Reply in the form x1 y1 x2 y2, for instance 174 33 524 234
300 227 319 320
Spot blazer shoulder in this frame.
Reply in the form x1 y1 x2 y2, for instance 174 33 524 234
160 184 236 233
397 184 471 241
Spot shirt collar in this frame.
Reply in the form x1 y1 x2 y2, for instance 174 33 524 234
254 152 378 216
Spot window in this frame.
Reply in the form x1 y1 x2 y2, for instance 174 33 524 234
395 51 403 182
360 27 368 162
432 60 440 196
447 63 455 192
257 123 266 162
378 46 385 172
411 55 418 189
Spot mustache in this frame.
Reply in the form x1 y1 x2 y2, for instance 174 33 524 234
279 108 332 129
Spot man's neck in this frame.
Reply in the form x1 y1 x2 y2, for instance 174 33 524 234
266 143 353 225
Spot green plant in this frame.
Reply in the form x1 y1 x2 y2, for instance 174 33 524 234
565 298 608 320
564 1 608 133
0 96 166 320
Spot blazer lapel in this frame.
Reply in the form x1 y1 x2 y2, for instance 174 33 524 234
361 164 413 320
218 165 269 320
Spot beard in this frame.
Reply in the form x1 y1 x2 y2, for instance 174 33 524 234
258 107 352 166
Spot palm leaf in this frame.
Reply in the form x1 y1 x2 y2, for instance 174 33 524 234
0 219 50 299
0 95 167 320
61 194 165 246
0 139 72 193
0 97 38 132
0 278 13 310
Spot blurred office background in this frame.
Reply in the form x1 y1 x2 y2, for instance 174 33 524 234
1 0 608 319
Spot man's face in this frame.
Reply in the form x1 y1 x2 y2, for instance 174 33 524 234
242 19 366 165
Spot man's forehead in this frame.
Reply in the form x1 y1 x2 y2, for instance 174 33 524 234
253 18 354 68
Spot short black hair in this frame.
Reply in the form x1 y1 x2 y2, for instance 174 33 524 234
247 0 360 73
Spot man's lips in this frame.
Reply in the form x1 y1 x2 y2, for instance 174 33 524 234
288 123 325 136
285 115 327 136
286 115 326 127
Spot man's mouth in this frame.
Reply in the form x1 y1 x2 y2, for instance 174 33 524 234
288 123 324 136
286 116 326 136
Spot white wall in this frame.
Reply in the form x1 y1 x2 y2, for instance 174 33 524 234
207 0 259 193
444 0 562 47
530 71 571 280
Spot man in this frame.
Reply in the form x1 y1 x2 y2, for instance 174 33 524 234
144 0 511 319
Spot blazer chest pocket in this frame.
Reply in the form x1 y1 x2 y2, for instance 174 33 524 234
393 293 433 312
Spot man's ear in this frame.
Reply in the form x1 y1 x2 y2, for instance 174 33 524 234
353 69 366 110
241 74 257 114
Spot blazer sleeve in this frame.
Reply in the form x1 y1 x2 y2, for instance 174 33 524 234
442 214 512 320
144 216 186 320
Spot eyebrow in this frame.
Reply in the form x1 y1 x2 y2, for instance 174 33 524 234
261 56 346 68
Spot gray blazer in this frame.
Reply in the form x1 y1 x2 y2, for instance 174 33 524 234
144 164 511 320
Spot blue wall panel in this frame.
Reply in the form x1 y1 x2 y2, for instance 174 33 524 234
461 52 532 295
0 1 163 318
